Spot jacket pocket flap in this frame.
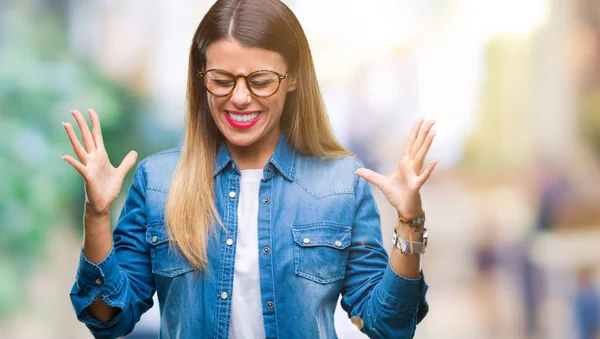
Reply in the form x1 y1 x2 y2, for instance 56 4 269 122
291 223 351 250
145 224 170 246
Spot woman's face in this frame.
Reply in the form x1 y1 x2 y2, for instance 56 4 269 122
204 38 297 149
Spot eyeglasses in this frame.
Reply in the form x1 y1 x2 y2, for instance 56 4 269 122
198 69 288 98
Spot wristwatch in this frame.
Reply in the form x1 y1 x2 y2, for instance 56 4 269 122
392 228 428 254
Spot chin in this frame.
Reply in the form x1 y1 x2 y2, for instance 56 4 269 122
221 131 262 147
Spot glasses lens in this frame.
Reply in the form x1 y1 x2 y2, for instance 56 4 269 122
204 70 235 96
248 71 280 97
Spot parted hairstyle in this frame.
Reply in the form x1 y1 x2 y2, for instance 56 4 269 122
165 0 351 270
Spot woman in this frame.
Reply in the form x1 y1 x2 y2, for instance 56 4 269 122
64 0 437 338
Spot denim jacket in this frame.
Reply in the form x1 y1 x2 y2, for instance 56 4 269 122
70 133 429 339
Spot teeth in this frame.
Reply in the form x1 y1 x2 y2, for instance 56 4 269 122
228 112 259 123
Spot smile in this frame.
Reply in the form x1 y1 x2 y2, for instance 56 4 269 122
224 111 262 129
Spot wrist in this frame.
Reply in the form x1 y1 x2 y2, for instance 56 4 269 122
396 208 424 220
392 227 428 255
84 205 112 235
84 203 111 219
396 210 425 230
396 226 424 240
396 191 423 219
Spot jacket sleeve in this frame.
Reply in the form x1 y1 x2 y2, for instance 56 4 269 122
340 168 429 339
69 159 155 339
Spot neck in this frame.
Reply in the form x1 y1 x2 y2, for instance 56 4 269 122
225 128 281 170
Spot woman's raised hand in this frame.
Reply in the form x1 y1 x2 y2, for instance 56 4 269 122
62 109 138 217
356 118 438 219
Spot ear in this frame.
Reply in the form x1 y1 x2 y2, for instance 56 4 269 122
286 75 298 93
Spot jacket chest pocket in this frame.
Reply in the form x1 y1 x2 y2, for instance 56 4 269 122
146 224 194 277
291 223 352 284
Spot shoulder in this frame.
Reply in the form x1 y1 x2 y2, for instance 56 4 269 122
142 148 181 169
293 154 364 198
137 148 181 192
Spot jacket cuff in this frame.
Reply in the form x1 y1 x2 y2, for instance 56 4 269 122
75 247 123 296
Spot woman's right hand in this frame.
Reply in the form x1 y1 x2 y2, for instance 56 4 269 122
62 109 138 217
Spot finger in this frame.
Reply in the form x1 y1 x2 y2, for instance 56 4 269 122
117 151 138 177
410 120 435 159
88 109 105 150
61 155 87 178
355 168 386 190
416 160 438 186
71 109 96 152
63 122 88 165
414 129 436 169
403 118 425 157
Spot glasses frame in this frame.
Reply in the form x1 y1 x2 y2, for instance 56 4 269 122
197 69 288 98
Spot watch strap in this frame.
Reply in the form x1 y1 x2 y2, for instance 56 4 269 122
392 228 427 254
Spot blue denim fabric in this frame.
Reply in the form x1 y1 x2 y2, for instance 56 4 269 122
70 133 429 339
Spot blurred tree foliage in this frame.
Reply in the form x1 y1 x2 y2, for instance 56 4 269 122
0 3 165 317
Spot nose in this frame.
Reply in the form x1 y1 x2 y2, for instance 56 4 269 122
230 77 252 107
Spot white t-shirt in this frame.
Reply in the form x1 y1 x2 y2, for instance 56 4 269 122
228 169 266 339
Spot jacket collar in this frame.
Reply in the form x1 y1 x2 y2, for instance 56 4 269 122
213 132 296 181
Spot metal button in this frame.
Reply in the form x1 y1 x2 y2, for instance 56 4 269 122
335 240 342 247
95 279 102 285
267 301 274 308
267 166 272 172
263 247 270 254
263 197 270 204
151 235 158 243
303 238 310 244
221 292 228 300
350 316 364 330
226 238 234 246
229 191 236 198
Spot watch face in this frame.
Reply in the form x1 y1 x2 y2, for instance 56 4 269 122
393 229 427 254
400 239 409 252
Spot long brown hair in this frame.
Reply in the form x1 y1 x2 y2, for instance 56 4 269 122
165 0 351 270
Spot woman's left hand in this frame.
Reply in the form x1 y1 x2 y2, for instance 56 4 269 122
356 118 438 218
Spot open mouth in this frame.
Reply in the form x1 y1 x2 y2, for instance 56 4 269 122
224 111 262 129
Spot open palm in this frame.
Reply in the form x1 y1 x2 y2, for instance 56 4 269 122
356 118 438 218
62 109 138 216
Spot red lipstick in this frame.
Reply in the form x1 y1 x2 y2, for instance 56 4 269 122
224 110 262 130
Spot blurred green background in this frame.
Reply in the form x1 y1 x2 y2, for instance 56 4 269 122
0 0 172 326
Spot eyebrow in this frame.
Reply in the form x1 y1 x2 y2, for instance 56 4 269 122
204 68 286 76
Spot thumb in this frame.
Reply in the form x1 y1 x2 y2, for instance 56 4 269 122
355 168 385 189
117 150 138 176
